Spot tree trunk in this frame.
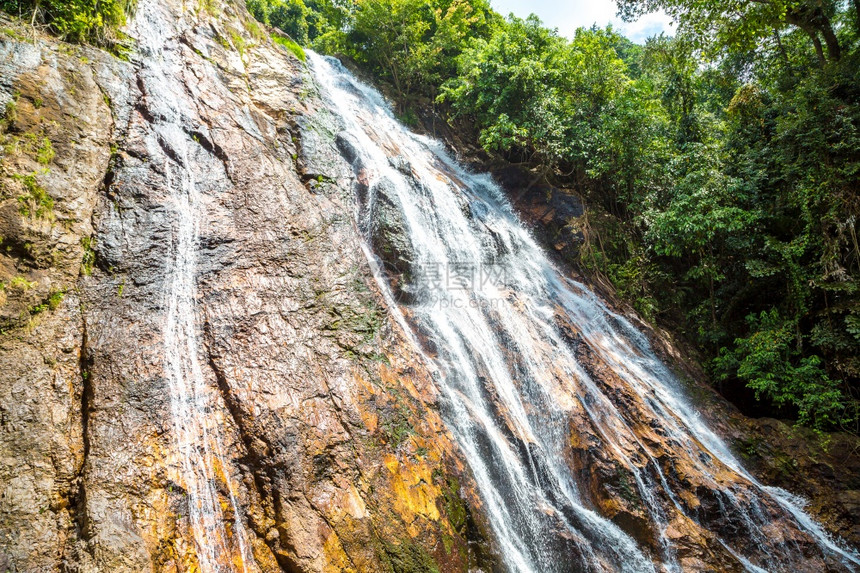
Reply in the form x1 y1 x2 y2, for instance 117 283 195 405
786 7 841 63
773 29 791 69
810 33 826 66
707 246 717 328
30 0 40 36
855 0 860 35
793 22 827 66
817 13 841 62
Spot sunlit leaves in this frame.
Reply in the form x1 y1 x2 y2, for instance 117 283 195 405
345 0 495 99
0 0 133 42
440 18 634 171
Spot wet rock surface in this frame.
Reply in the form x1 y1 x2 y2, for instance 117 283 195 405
492 164 585 263
366 177 416 299
0 19 117 329
665 355 860 551
0 16 125 570
0 3 492 572
561 284 860 560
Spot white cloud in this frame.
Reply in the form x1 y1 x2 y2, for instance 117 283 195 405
489 0 674 43
620 11 675 42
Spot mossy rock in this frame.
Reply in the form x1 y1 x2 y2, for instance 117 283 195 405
380 538 441 573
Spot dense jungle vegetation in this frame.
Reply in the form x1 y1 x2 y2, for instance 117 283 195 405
1 0 857 433
249 0 860 432
0 0 134 42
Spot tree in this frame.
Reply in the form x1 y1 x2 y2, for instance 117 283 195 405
344 0 494 101
616 0 846 64
247 0 311 44
440 19 635 175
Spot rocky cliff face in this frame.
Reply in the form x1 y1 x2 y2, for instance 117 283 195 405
0 3 492 571
0 1 858 572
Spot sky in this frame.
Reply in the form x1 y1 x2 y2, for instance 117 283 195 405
489 0 675 43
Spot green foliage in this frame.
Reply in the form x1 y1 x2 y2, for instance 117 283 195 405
616 0 860 430
8 275 36 291
617 0 847 64
346 0 495 101
0 0 135 43
229 29 246 58
36 137 54 164
441 20 633 172
736 436 763 459
15 171 53 218
0 25 29 41
380 537 441 573
382 416 413 448
4 98 17 123
199 0 220 17
249 0 309 43
247 0 351 49
2 132 54 164
244 16 264 41
441 15 570 163
81 236 95 275
29 289 65 314
272 33 306 61
434 472 468 533
715 311 849 429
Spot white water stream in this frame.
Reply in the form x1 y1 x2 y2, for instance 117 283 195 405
127 0 860 562
134 1 256 569
162 143 254 571
162 149 248 572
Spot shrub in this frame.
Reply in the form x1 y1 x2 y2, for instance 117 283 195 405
714 310 851 430
0 0 135 43
272 34 305 61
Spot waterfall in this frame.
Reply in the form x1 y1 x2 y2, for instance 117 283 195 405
162 140 250 572
162 140 254 572
307 51 860 573
131 1 256 569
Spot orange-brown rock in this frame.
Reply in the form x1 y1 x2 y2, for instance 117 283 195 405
0 3 492 571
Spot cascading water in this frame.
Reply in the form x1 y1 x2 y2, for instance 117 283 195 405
161 141 254 572
162 143 249 572
132 1 255 569
307 51 860 572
